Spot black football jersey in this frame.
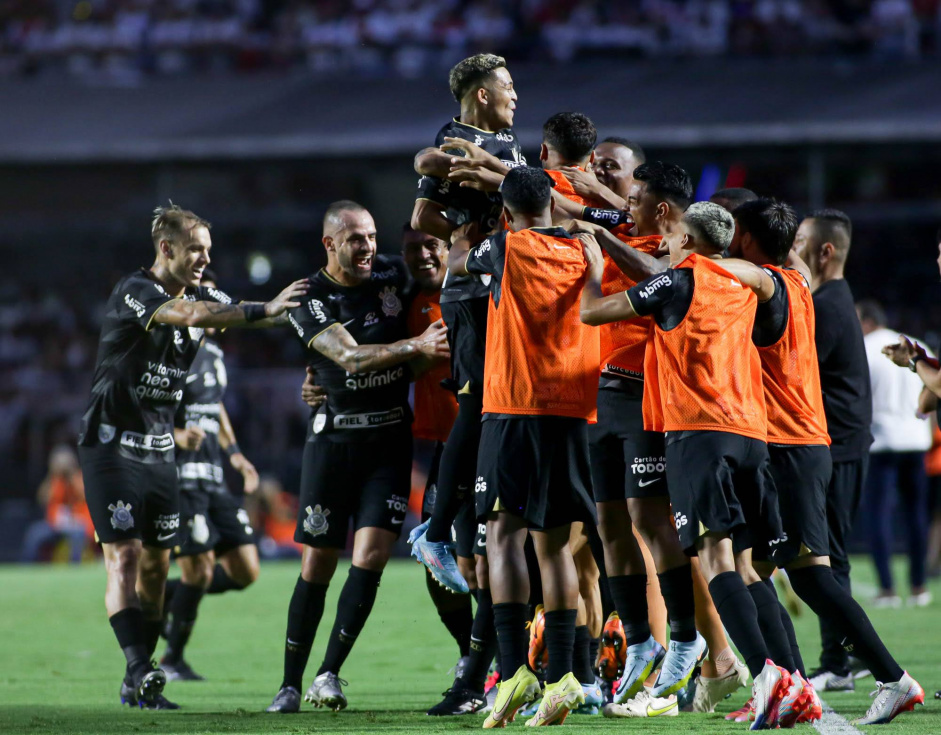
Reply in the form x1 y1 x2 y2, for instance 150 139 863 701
416 118 526 304
78 269 233 464
288 255 413 443
175 339 227 492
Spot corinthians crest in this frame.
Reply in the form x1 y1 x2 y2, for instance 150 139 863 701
303 504 330 537
108 501 134 530
378 286 402 318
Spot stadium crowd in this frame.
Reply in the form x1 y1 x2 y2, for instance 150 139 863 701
1 0 940 79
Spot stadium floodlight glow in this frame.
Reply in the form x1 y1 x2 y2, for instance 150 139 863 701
248 253 272 285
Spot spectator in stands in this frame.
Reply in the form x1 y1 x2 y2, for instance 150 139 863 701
858 300 933 607
249 476 302 560
20 444 94 563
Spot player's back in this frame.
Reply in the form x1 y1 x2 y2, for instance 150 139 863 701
482 227 599 420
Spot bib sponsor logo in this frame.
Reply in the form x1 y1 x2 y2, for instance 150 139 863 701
344 366 404 390
124 294 146 318
303 504 330 537
379 286 402 317
109 501 134 530
288 313 304 338
638 274 671 299
308 299 328 323
205 287 231 304
98 424 116 444
120 431 175 452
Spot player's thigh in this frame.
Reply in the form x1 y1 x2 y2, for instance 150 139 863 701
543 417 596 532
352 431 413 539
350 526 399 571
172 489 216 561
208 490 257 558
295 440 360 550
79 445 155 546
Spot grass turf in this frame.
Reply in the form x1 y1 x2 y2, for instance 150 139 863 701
0 556 937 734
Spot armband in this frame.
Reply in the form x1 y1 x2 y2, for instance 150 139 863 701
242 303 266 322
225 442 242 457
582 208 633 230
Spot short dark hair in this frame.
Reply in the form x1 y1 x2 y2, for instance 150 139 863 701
632 161 693 210
543 112 597 163
449 53 507 104
501 166 553 215
808 208 852 260
601 137 646 163
151 203 210 251
711 187 758 211
856 299 887 328
734 198 798 265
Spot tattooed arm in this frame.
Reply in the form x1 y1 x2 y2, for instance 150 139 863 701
153 279 308 329
310 319 449 374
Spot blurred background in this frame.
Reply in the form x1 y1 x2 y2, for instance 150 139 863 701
2 0 941 568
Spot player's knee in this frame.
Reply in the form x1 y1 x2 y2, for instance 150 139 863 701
475 555 489 588
458 557 478 590
351 544 391 571
232 557 260 587
108 545 142 586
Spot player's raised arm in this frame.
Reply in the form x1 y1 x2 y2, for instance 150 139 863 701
152 279 309 329
414 147 453 178
719 258 777 303
447 222 481 277
577 232 639 326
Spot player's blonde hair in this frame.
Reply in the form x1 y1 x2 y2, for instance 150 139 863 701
683 201 734 252
449 53 507 103
151 202 211 251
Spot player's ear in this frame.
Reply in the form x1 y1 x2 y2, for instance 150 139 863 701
549 197 556 215
322 235 335 253
820 241 834 263
159 239 174 259
588 151 595 165
503 206 513 227
539 143 548 162
476 86 489 108
656 201 669 221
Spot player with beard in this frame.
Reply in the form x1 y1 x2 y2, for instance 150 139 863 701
78 204 307 710
579 202 793 730
409 53 526 594
266 201 449 714
159 270 261 682
728 198 923 727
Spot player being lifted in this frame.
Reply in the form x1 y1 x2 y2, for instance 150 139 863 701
731 199 923 726
77 204 307 709
266 201 449 714
410 52 525 593
579 202 794 730
160 269 261 682
449 166 600 728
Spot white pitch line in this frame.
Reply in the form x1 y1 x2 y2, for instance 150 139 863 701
813 697 866 735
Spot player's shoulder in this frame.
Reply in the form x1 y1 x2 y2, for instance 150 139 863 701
203 339 224 359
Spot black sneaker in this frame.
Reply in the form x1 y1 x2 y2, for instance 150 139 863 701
161 658 206 681
266 686 301 713
120 671 180 710
426 685 485 716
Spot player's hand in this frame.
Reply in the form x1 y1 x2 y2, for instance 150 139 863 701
264 279 310 318
176 425 206 451
230 453 260 494
301 366 327 408
451 221 480 245
575 232 605 279
448 162 504 192
561 218 600 235
415 319 450 359
883 335 925 367
441 137 506 172
559 166 602 199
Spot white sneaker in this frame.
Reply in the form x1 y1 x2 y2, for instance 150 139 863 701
692 656 750 713
807 668 855 691
602 688 678 718
872 593 903 609
305 671 348 711
907 591 932 608
853 672 925 725
750 660 790 731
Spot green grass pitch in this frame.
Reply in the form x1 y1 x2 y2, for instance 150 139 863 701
0 556 938 734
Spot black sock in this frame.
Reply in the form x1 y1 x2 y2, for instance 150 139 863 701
589 637 599 674
282 576 328 691
426 394 482 543
318 566 382 676
608 574 650 646
573 625 594 684
545 609 577 683
163 578 180 613
709 572 769 678
765 579 805 676
207 565 244 594
747 580 796 672
458 588 496 693
143 617 163 659
493 602 529 676
163 582 204 664
789 565 904 683
658 564 697 643
109 608 151 681
425 569 473 657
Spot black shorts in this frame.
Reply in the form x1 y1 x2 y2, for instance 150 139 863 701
79 444 181 548
476 416 597 530
295 432 413 548
589 382 667 503
421 441 483 558
172 489 257 559
665 430 782 555
753 444 832 566
440 297 488 396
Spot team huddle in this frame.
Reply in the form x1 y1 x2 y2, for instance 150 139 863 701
77 53 925 729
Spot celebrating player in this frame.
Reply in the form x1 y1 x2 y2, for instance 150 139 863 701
266 201 449 714
77 204 307 710
160 270 261 682
449 166 600 727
